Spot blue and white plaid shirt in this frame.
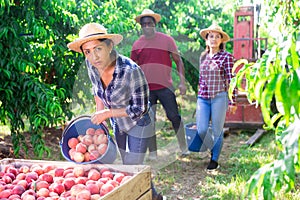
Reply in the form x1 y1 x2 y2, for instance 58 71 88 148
86 54 149 132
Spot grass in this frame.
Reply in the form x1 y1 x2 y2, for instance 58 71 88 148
139 84 300 199
152 128 300 199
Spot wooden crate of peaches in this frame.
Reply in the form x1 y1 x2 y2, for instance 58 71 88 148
0 159 152 200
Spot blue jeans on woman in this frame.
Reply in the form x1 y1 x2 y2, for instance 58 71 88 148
114 109 155 165
196 92 228 162
113 109 159 198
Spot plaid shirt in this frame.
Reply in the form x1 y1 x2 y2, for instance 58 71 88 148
86 54 149 132
198 50 236 104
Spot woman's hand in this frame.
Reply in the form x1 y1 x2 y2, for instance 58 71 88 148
91 109 111 125
228 105 237 114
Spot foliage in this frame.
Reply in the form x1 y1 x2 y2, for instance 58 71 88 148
229 0 300 199
0 0 88 157
0 0 236 158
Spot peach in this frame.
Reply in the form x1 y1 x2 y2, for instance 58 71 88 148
35 181 49 190
89 150 100 161
113 172 125 183
21 189 36 199
69 148 76 160
53 177 64 184
98 143 108 155
39 173 53 183
100 167 110 174
107 179 119 187
0 184 4 192
8 194 21 200
99 177 111 184
60 191 71 198
91 194 101 200
63 168 73 178
82 135 93 146
5 172 15 180
93 134 107 145
62 178 76 190
100 183 114 196
76 143 87 154
2 175 12 184
101 170 113 179
17 179 28 189
22 194 36 200
0 189 12 198
16 172 26 180
84 152 91 162
19 165 30 173
73 166 85 177
95 128 105 135
54 168 64 177
75 177 88 185
88 169 101 181
31 166 44 176
7 167 18 176
73 152 85 162
68 137 79 149
76 189 91 200
86 183 100 195
25 172 39 183
37 188 49 197
86 128 96 135
70 184 86 196
87 144 98 153
96 181 104 190
77 135 84 142
49 182 64 195
42 165 55 173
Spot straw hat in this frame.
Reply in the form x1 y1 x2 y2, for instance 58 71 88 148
135 9 161 23
67 23 123 53
200 23 230 42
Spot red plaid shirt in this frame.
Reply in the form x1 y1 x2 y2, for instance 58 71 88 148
198 50 236 104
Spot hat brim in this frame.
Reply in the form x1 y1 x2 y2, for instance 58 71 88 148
67 34 123 53
135 13 161 23
200 29 230 43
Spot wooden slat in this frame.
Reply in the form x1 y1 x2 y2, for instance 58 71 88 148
137 189 152 200
245 129 265 146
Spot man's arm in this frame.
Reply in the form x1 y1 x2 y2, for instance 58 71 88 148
171 52 186 95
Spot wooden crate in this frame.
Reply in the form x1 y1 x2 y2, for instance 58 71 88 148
0 158 152 200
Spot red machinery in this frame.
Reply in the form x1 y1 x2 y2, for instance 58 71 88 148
225 5 268 129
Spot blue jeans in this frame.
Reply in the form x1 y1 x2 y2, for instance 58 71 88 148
196 92 228 162
148 87 187 152
114 110 155 165
113 110 159 197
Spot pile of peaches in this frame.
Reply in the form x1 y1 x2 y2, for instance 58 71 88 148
0 163 132 199
68 128 109 163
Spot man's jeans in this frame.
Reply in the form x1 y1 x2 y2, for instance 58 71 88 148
148 87 187 153
196 92 228 161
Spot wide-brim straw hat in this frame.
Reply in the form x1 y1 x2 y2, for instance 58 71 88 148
200 23 230 43
67 23 123 53
135 9 161 23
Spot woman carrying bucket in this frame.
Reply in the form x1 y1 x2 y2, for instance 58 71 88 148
67 22 162 200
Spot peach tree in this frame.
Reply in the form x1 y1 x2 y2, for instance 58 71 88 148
229 0 300 199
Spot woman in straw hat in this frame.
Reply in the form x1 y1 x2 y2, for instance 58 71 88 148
68 22 163 200
196 23 237 171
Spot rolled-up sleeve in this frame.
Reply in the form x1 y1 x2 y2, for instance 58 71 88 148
224 54 237 104
125 67 149 121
